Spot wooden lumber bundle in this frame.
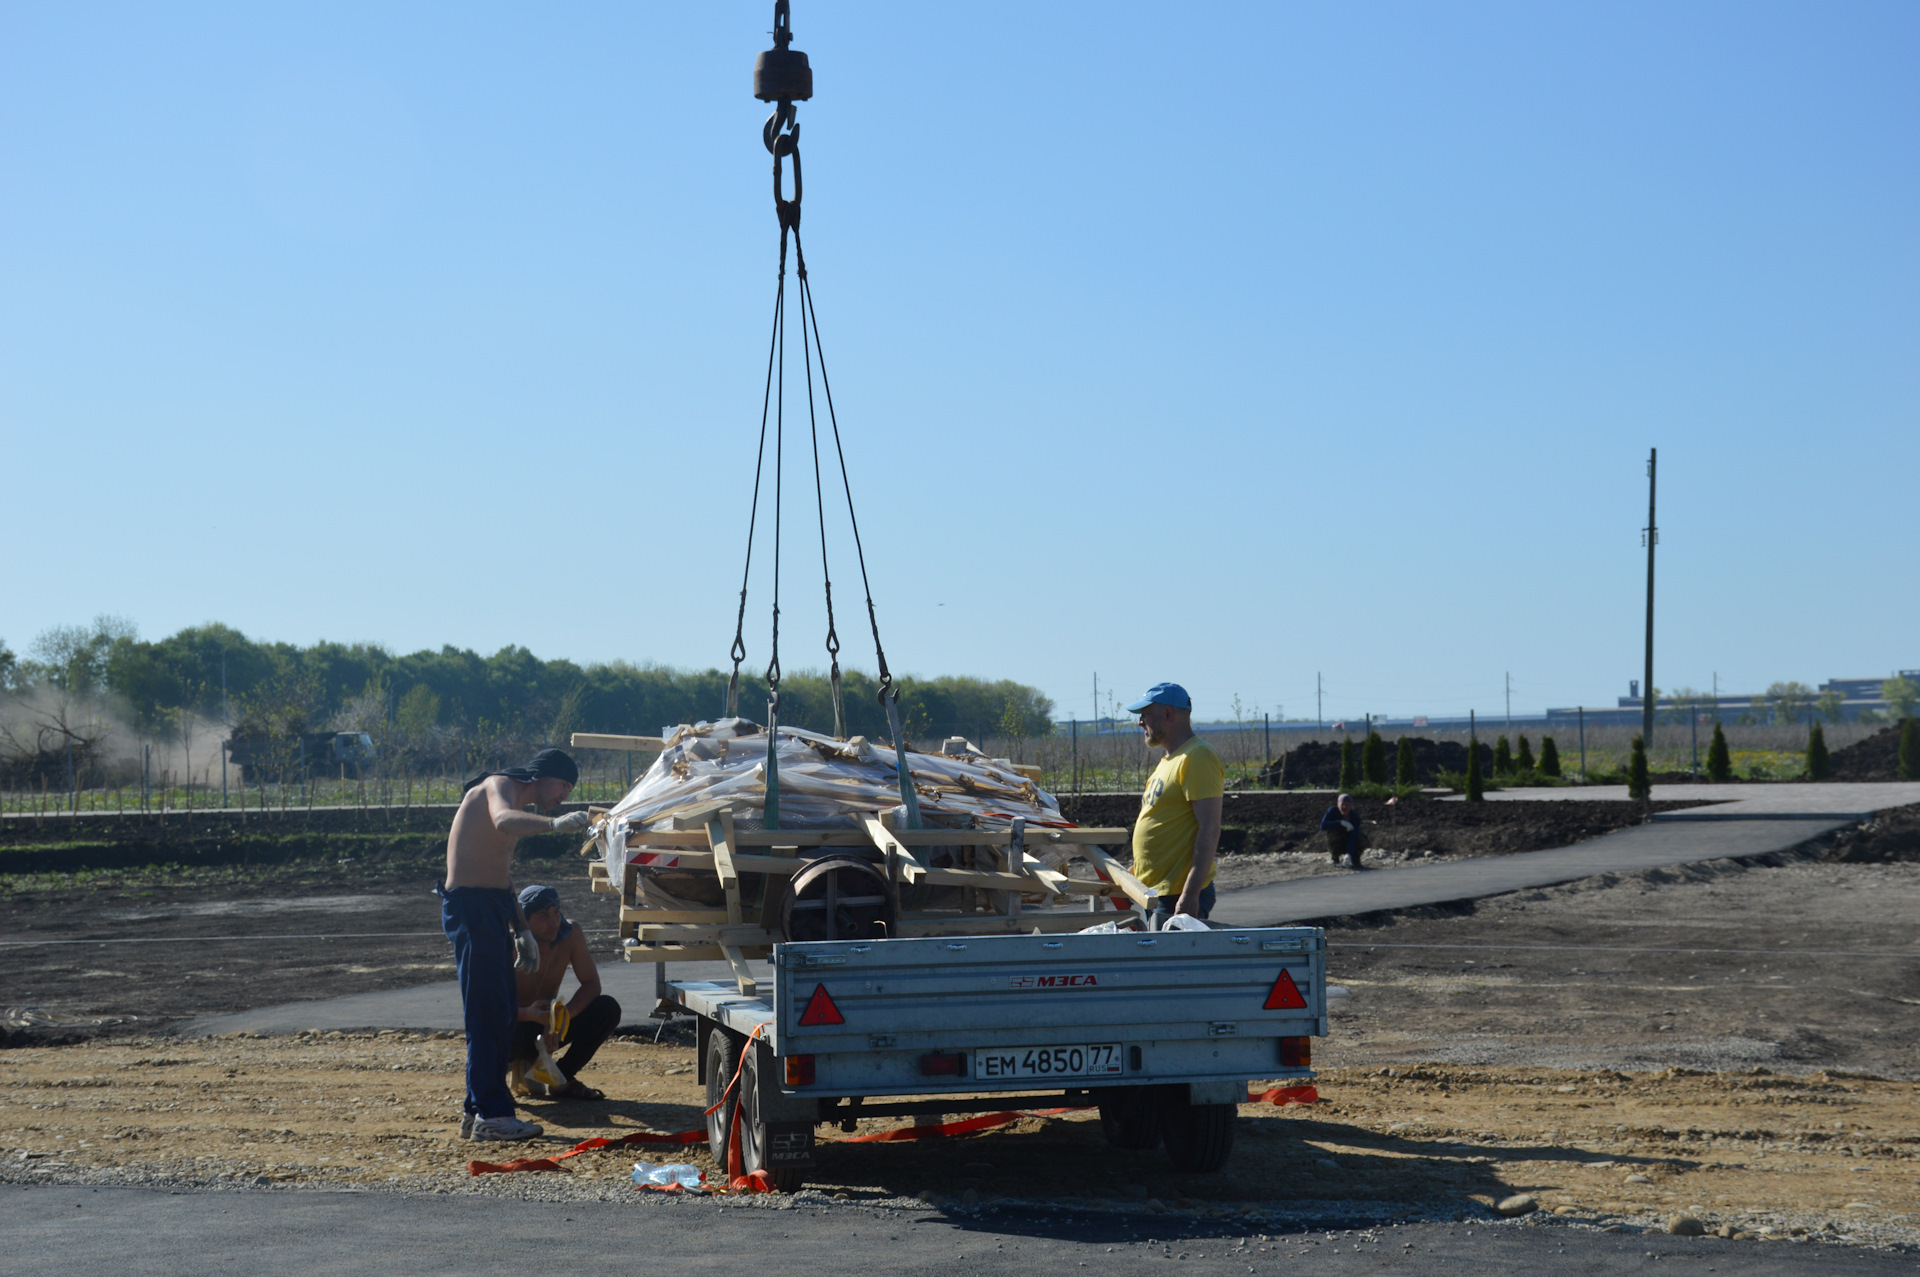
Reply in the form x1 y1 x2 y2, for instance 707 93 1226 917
592 804 1149 995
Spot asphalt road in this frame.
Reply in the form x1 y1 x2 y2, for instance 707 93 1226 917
4 1183 1909 1276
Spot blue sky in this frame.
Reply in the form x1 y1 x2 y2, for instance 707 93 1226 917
4 2 1915 726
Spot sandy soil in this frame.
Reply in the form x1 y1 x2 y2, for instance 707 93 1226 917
2 1033 1913 1249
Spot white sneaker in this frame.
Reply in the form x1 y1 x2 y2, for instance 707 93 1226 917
459 1111 475 1139
470 1115 544 1141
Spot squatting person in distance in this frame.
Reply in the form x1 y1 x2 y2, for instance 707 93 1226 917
510 883 621 1101
440 747 591 1141
1126 682 1225 927
1321 792 1368 869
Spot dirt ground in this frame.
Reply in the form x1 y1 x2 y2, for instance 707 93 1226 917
3 799 1693 1045
2 1032 1913 1249
1 851 625 1047
4 806 1916 1250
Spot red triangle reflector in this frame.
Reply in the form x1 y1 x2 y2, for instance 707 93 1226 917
798 983 845 1026
1263 968 1307 1010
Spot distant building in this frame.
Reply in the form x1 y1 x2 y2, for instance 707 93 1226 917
1542 670 1919 728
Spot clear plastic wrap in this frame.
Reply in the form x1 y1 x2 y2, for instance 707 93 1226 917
593 718 1066 885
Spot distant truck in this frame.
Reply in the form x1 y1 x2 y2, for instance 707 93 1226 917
225 731 378 783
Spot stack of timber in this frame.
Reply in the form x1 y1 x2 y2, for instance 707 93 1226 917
572 719 1151 995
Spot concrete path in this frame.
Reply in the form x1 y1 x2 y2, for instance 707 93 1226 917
1209 815 1852 927
1212 781 1920 928
178 958 753 1037
1450 780 1920 818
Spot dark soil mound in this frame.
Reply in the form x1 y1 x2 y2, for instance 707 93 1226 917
1056 791 1703 860
1255 737 1492 788
1822 805 1920 863
1829 723 1910 782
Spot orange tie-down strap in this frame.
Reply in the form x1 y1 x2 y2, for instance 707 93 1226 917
469 1081 1317 1178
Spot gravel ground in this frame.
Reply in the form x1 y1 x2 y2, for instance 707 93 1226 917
3 1029 1913 1252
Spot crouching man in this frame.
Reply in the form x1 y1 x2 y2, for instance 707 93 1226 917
512 883 621 1101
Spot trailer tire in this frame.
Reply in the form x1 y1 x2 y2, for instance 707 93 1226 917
740 1041 807 1193
704 1026 744 1167
1097 1086 1162 1151
1159 1095 1235 1173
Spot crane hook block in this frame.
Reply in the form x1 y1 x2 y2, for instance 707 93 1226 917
754 0 813 102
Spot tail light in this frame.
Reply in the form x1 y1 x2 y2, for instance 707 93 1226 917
1279 1036 1311 1068
919 1052 966 1077
784 1054 816 1086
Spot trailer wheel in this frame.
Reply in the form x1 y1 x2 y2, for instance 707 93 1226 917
1097 1086 1162 1151
704 1026 743 1167
740 1041 807 1193
1159 1094 1236 1173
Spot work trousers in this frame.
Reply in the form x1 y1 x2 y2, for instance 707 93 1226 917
512 993 622 1078
1147 881 1216 929
440 886 518 1120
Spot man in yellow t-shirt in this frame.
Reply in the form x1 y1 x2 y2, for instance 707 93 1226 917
1125 682 1225 926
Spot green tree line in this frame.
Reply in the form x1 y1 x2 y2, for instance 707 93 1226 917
1 618 1055 768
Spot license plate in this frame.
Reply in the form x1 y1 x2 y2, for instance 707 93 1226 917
972 1043 1124 1080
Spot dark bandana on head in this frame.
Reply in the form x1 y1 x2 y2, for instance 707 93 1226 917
462 748 580 793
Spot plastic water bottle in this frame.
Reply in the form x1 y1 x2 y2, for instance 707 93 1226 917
632 1161 705 1188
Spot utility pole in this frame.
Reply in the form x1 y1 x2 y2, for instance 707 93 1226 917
1505 672 1511 733
1316 673 1323 733
1712 672 1719 723
1092 673 1099 731
1263 713 1270 787
1642 447 1658 751
1578 706 1586 775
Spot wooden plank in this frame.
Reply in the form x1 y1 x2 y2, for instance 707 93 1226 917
1007 763 1043 782
624 831 711 849
722 945 759 998
590 878 618 895
621 943 771 963
637 850 810 877
588 862 608 880
891 912 1106 937
634 923 783 947
913 866 1061 893
711 811 742 926
1080 845 1157 913
620 907 732 924
571 733 667 752
671 799 738 831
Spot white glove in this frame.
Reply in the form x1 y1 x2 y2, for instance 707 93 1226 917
550 809 592 834
513 929 540 973
1340 820 1354 831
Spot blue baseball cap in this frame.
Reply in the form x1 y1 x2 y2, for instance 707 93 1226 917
1125 682 1192 713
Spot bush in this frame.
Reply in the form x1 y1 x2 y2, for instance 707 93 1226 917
1806 722 1831 780
1339 738 1357 790
1395 736 1415 787
1706 723 1731 782
1539 736 1561 777
1465 738 1485 802
1901 717 1917 782
1493 735 1513 775
1515 734 1535 772
1362 731 1387 785
1628 734 1650 801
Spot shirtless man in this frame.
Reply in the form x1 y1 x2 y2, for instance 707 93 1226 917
441 747 591 1141
509 884 621 1101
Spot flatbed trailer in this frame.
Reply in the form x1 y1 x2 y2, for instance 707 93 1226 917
662 925 1327 1189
